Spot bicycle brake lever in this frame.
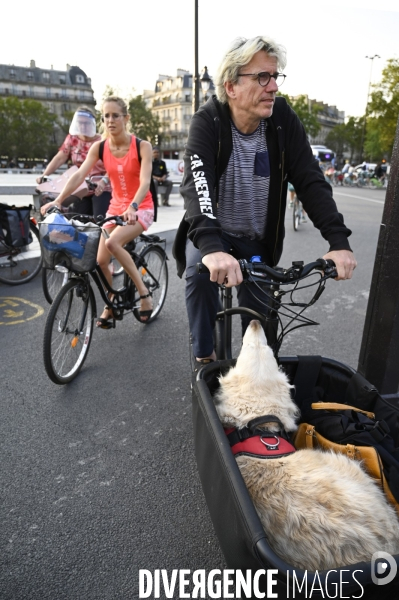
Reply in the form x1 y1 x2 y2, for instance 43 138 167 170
46 205 61 215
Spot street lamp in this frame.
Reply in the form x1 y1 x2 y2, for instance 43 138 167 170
200 66 211 103
361 54 380 160
193 0 200 114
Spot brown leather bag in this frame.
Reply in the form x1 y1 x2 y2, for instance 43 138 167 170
294 402 399 515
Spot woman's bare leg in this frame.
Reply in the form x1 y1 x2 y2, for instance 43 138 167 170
105 223 153 320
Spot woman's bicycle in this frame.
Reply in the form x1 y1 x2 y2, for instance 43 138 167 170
196 257 337 362
0 204 42 285
40 212 168 384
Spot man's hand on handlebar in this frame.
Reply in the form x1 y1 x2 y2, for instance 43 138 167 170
202 252 243 287
322 249 357 281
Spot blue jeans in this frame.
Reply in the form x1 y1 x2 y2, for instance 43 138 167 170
185 233 274 358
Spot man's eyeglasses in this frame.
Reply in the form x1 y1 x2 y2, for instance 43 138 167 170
102 113 126 121
237 72 286 87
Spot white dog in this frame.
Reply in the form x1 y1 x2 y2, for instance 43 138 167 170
214 320 399 571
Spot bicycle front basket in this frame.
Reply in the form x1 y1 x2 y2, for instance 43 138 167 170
39 214 101 272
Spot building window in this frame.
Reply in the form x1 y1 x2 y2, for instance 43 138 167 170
185 94 190 102
59 75 66 85
46 87 51 98
9 69 16 79
75 74 84 83
27 71 34 81
43 72 50 82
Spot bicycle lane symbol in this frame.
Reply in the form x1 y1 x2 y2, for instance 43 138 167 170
0 297 44 326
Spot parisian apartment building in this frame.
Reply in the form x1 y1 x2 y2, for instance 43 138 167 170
305 96 345 145
0 60 96 146
142 69 215 160
1 60 344 160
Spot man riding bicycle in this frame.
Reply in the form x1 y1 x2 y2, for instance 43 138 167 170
172 35 357 367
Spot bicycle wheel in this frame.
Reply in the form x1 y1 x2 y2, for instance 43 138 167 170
43 278 95 384
293 199 300 231
133 245 168 324
0 222 42 285
42 268 69 304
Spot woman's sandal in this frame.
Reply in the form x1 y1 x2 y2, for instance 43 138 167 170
96 306 115 330
139 292 153 322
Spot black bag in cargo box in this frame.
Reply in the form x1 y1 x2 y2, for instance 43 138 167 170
0 203 32 247
192 356 399 599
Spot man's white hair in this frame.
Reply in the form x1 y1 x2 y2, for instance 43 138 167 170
214 36 287 104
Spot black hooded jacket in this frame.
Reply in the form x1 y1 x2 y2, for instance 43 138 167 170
172 95 352 277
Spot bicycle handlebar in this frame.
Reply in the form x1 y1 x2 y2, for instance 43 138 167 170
43 206 125 228
196 258 337 282
97 215 125 227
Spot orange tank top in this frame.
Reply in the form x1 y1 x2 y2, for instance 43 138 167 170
102 136 153 214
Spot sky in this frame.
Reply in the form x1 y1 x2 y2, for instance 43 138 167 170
1 0 398 119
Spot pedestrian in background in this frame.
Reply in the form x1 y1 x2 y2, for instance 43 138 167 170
152 147 173 207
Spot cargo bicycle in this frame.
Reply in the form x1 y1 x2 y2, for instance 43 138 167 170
191 258 399 597
40 211 168 384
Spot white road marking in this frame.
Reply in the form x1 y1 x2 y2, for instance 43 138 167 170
334 191 384 204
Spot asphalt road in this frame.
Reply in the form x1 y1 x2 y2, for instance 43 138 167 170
0 186 387 599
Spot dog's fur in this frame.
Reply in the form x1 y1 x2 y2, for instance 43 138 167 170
214 320 399 571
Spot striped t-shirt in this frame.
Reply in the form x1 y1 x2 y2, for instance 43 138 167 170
218 119 269 240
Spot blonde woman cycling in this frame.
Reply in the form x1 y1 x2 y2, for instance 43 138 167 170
40 96 155 325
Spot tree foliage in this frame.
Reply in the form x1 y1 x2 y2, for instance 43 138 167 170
325 116 364 163
279 94 321 138
0 96 57 160
128 95 160 143
365 58 399 159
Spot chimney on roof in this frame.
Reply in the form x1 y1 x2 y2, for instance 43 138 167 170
30 60 36 68
66 64 71 71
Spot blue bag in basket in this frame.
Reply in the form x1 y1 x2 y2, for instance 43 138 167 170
41 213 88 259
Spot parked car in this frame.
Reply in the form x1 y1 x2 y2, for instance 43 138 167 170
310 145 335 162
354 163 377 174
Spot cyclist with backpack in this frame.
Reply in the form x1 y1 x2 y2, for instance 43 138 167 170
40 96 155 325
